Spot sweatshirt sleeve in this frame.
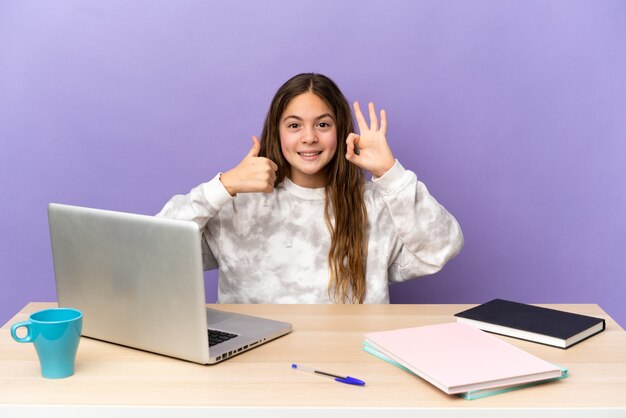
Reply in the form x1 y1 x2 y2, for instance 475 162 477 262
156 173 234 270
372 160 464 282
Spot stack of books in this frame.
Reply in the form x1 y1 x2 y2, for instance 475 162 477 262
364 322 567 400
364 299 606 399
363 322 567 399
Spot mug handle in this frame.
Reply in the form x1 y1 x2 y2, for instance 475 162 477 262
11 321 34 343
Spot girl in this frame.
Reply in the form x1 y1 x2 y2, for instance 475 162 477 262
158 73 463 304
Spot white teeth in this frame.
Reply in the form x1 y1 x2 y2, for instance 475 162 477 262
299 152 321 157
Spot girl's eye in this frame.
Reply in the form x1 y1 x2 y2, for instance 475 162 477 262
318 122 330 128
288 123 300 129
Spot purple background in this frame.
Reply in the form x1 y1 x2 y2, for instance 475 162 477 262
1 1 625 327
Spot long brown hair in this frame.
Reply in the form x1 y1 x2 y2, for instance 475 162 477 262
259 73 368 303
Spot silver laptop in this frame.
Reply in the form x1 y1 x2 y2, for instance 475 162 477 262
48 203 292 364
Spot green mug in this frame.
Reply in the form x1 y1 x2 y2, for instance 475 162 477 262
11 308 83 379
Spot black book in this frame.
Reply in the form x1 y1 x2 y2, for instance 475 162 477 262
454 299 606 349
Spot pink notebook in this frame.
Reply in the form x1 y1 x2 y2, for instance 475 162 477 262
364 322 562 394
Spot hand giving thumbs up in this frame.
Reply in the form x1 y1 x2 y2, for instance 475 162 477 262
220 136 279 196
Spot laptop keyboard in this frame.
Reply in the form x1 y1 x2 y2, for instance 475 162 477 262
208 329 238 347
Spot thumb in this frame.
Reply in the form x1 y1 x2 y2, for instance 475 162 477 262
345 133 360 162
246 136 261 158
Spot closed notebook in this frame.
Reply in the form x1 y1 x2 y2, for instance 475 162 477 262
362 342 568 400
364 322 562 395
454 299 606 349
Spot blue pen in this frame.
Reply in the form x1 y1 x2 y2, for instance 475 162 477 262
291 363 366 386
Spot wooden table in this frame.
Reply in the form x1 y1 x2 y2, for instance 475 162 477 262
1 302 625 417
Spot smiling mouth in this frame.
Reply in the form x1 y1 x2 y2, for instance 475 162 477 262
298 151 322 157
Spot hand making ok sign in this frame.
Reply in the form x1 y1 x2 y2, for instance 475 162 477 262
345 101 396 178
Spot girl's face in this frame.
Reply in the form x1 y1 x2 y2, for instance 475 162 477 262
279 92 337 188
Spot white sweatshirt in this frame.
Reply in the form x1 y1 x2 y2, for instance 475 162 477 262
157 161 463 304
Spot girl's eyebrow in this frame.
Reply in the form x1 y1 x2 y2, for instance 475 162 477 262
283 113 334 122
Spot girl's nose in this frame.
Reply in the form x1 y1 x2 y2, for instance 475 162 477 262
301 127 318 143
